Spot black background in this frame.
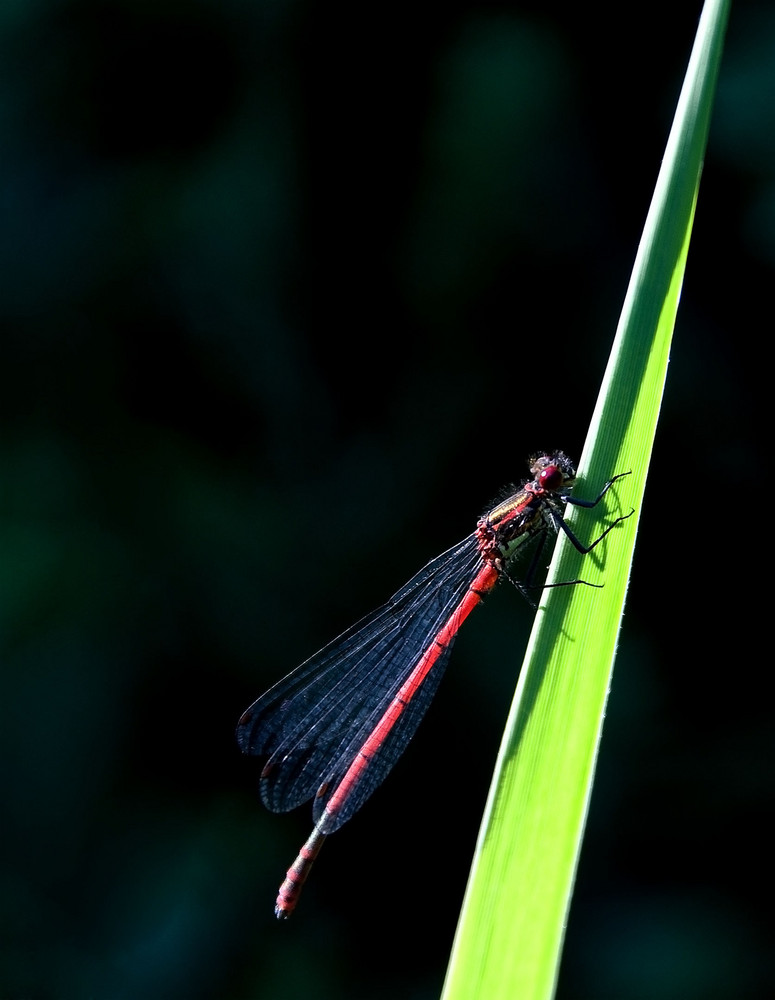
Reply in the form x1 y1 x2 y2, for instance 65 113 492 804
2 2 772 998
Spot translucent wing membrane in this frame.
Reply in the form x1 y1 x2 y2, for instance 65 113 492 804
236 535 483 831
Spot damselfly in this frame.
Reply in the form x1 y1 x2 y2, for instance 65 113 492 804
237 451 632 917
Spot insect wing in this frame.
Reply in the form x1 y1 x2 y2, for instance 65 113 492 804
236 535 483 827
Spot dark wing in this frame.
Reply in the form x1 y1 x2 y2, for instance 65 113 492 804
236 534 484 831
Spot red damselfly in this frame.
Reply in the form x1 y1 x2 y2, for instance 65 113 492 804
237 451 632 918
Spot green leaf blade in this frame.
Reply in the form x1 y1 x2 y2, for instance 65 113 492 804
442 2 730 997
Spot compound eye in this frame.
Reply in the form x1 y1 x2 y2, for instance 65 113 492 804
539 465 564 491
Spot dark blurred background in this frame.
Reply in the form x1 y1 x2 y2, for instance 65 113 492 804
1 1 771 998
